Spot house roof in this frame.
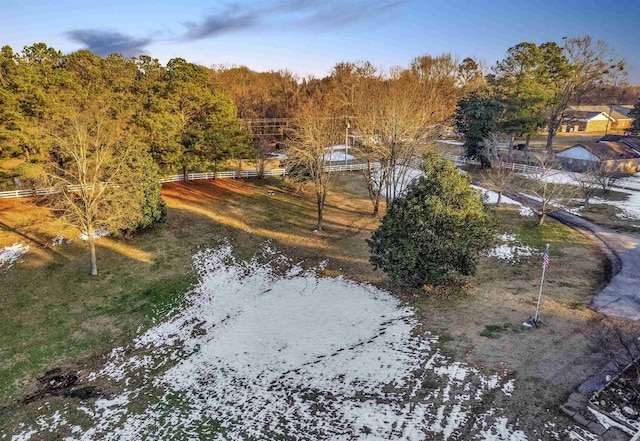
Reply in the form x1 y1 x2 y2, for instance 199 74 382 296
566 105 632 121
598 135 640 150
573 136 640 160
563 110 613 122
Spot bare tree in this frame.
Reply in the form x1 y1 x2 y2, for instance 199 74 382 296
46 106 152 275
545 36 626 152
574 166 600 210
286 97 342 230
520 155 577 225
353 71 438 215
593 165 623 195
480 135 518 207
254 138 273 178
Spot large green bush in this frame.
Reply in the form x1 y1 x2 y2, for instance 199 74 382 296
368 153 494 287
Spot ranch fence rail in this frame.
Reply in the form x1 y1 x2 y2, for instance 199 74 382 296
0 163 374 199
0 156 577 200
444 155 545 174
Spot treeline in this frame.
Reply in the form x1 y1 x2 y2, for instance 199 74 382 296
210 54 484 123
0 43 251 175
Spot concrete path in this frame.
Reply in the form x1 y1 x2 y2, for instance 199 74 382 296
502 190 640 322
549 209 640 321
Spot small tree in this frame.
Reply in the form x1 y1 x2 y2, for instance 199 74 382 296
480 139 518 207
368 152 494 287
589 318 640 386
286 97 342 230
254 139 273 178
520 155 577 225
592 161 623 195
574 166 600 210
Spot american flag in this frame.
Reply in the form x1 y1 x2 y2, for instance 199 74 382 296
542 249 550 269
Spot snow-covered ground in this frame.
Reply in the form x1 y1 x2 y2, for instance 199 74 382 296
10 243 566 440
436 139 464 146
324 145 355 162
79 229 109 241
269 152 288 159
0 242 29 269
486 233 540 264
520 168 640 220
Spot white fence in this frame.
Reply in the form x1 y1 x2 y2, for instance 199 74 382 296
159 167 287 183
1 164 374 199
1 163 384 199
445 155 544 174
324 163 376 172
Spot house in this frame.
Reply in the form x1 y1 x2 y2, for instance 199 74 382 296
555 135 640 173
561 105 633 133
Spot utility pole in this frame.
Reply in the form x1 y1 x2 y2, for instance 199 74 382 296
345 120 350 166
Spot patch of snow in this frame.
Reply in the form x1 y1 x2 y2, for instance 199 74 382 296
79 229 109 241
0 242 30 269
436 139 464 146
486 233 538 264
323 145 355 162
575 194 640 220
587 407 636 435
521 170 580 186
471 185 523 207
269 152 288 159
12 244 590 440
501 379 515 396
51 236 65 246
519 205 535 217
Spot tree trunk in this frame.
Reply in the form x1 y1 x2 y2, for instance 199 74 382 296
538 201 547 226
373 194 380 216
497 190 503 207
524 134 531 161
182 165 188 183
545 129 555 153
508 132 514 162
316 196 324 231
87 224 98 276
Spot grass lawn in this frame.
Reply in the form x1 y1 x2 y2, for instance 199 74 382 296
0 171 610 436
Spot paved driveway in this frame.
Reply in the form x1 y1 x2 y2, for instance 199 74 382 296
551 209 640 321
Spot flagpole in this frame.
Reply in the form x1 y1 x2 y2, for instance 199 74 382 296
534 243 550 324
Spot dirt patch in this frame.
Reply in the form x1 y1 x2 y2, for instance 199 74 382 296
23 368 103 403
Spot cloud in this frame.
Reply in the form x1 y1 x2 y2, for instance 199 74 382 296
181 0 408 41
182 5 258 40
291 0 406 29
66 30 151 57
64 0 409 53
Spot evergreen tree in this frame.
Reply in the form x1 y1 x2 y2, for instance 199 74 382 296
626 99 640 136
454 90 502 163
368 153 494 287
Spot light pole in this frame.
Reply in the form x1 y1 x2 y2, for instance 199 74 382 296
345 121 350 166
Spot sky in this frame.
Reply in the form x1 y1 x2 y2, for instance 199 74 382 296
2 0 639 86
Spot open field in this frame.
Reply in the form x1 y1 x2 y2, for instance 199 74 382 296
0 172 611 438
